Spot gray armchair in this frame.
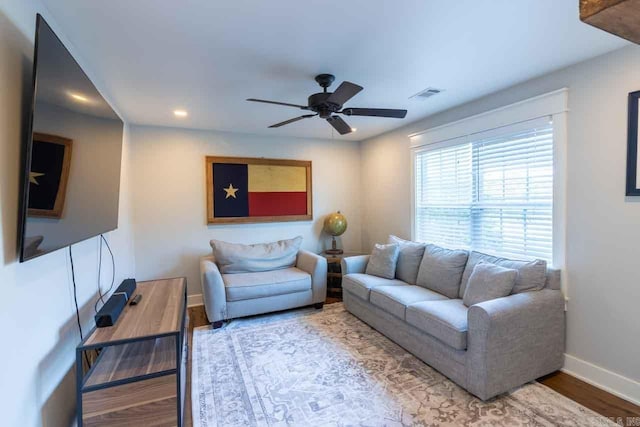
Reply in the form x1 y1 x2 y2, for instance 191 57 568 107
200 249 327 328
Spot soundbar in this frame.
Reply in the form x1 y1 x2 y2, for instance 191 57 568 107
94 278 137 328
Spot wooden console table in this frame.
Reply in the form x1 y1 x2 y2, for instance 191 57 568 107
76 277 187 426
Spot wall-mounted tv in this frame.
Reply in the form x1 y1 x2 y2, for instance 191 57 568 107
19 15 123 262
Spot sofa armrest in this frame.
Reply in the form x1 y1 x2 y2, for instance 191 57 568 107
466 289 565 400
340 255 370 275
296 250 327 304
200 256 227 323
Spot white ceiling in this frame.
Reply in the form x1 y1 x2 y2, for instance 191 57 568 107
36 18 120 120
41 0 627 141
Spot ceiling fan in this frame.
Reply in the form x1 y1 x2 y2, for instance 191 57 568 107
247 74 407 135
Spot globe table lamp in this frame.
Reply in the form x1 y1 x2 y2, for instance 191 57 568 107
324 211 347 255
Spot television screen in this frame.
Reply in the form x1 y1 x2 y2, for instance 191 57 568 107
19 15 123 261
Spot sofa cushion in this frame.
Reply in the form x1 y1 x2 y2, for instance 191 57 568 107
370 285 448 319
416 244 468 299
223 267 311 301
211 236 303 274
462 262 517 306
342 273 406 301
406 299 468 350
365 243 400 279
388 235 426 285
459 251 547 298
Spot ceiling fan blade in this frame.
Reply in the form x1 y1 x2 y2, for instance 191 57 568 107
326 81 363 106
326 116 352 135
268 114 316 128
247 98 309 109
341 108 407 118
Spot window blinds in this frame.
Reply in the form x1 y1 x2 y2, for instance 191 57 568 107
414 118 553 261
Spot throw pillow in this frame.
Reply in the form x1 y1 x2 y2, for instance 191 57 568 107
416 244 468 298
210 236 303 274
463 262 517 306
459 251 547 297
388 235 426 285
365 243 400 279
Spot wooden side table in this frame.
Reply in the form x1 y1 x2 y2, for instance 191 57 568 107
321 251 364 301
76 277 187 426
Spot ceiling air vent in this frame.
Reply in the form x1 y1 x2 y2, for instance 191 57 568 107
410 87 444 101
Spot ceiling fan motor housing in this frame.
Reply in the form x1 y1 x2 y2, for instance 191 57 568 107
308 92 341 118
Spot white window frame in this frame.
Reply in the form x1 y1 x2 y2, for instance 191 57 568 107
409 88 568 294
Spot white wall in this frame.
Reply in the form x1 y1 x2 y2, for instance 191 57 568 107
0 2 136 426
361 45 640 403
129 125 362 298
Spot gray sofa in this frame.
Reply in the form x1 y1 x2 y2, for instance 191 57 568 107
341 251 565 400
201 249 327 328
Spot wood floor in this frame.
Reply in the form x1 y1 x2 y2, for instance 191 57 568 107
539 371 640 422
184 304 640 426
183 304 209 426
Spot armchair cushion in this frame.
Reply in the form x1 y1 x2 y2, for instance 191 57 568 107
222 267 311 301
210 236 303 273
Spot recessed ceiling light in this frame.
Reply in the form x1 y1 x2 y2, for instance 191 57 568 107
174 110 188 117
351 128 357 132
69 92 89 102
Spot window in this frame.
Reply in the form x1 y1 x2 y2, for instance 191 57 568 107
414 118 553 261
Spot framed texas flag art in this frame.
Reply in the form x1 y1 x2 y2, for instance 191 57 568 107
206 156 313 224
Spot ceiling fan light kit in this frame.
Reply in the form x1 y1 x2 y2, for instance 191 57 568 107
247 74 408 135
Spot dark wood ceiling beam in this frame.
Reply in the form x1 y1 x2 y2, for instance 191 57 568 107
580 0 640 44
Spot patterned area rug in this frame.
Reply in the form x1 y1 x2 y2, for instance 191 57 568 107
192 303 614 426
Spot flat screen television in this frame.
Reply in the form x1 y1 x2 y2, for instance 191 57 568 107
19 15 123 262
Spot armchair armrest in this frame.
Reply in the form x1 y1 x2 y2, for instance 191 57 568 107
340 255 370 275
200 256 227 323
296 250 327 304
466 289 565 400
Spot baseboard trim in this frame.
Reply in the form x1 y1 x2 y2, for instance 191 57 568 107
187 293 203 307
562 353 640 406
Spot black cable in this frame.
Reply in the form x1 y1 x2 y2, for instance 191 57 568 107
94 237 106 313
94 235 116 312
68 245 83 340
69 245 92 369
101 234 116 296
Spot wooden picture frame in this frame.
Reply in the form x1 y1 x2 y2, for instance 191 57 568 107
206 156 312 224
627 91 640 196
28 132 73 218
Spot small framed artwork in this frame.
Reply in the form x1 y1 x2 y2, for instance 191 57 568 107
28 132 73 218
627 91 640 196
206 156 312 224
